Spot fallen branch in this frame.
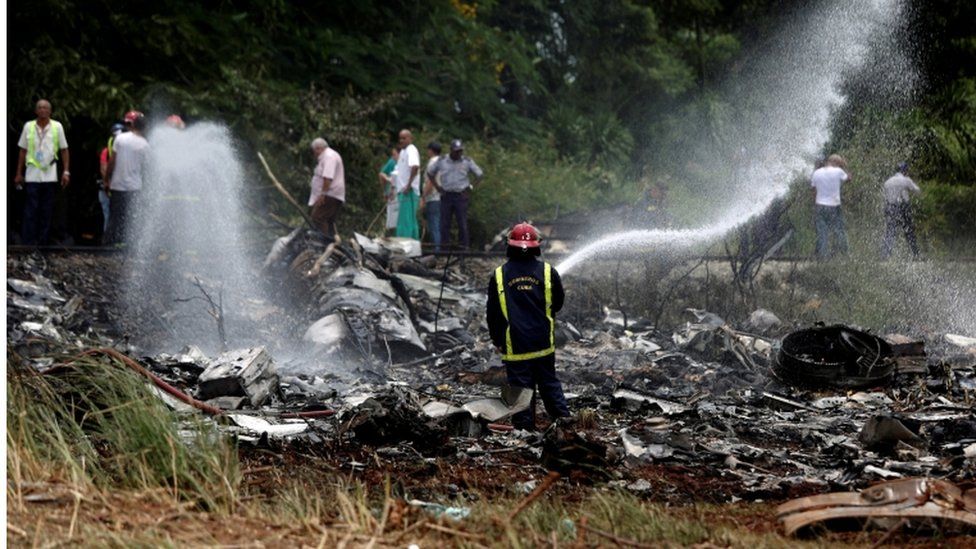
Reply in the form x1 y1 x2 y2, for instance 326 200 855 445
257 151 315 229
364 203 387 237
508 471 561 521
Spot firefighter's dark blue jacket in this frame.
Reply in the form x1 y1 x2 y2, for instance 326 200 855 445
486 256 564 361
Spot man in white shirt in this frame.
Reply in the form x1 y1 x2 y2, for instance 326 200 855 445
308 137 345 240
14 99 71 245
394 129 421 239
881 162 920 258
105 111 150 245
810 154 851 258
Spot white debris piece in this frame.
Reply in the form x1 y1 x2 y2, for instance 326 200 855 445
946 333 976 348
196 347 279 407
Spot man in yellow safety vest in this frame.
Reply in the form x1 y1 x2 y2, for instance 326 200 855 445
486 222 570 431
13 99 70 245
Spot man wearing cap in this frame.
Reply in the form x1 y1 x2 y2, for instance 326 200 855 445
881 162 921 258
427 139 483 250
14 99 71 245
486 222 570 431
105 111 150 245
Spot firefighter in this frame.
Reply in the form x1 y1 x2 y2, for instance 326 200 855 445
486 222 570 431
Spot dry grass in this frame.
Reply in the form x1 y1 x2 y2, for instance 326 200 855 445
15 472 965 548
8 351 974 547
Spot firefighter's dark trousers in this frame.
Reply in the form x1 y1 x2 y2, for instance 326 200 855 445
505 354 570 430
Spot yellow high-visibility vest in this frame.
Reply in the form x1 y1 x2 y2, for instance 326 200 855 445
26 120 60 170
494 262 555 361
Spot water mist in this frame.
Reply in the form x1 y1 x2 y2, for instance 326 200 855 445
557 0 911 274
123 122 267 351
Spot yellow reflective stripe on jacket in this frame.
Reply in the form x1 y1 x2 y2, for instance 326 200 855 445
26 121 60 169
494 266 514 356
544 262 554 350
495 263 555 362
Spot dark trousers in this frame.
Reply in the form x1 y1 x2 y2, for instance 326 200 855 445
312 196 342 240
106 190 137 245
440 190 470 250
882 202 919 258
22 183 57 245
505 354 570 430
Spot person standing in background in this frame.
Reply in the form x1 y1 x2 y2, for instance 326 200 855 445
378 146 400 235
394 129 421 239
881 162 921 259
810 154 851 259
105 111 149 245
422 141 443 252
14 99 71 245
308 137 346 241
97 122 125 240
428 139 483 250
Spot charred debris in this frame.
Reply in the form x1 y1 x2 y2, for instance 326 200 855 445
7 229 976 535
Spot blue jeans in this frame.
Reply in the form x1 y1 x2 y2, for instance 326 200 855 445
22 182 57 245
505 354 570 431
425 199 441 251
98 188 111 234
815 205 848 258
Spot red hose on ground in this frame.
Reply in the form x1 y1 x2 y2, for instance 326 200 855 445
281 410 336 419
48 348 339 419
80 349 339 419
78 348 225 415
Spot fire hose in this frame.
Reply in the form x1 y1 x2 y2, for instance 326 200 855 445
43 347 336 420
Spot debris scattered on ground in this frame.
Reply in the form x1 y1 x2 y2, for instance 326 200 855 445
777 477 976 536
7 235 976 524
774 324 895 388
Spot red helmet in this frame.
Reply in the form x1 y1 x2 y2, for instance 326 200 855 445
123 110 144 124
508 222 541 249
165 114 185 129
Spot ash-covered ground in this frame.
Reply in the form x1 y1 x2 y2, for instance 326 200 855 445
7 235 976 513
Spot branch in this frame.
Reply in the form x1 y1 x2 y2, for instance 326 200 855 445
257 151 315 229
508 471 561 521
180 277 228 352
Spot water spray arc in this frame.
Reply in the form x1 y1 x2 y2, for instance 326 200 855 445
557 0 908 274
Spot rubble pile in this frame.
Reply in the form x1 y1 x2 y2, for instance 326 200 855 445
6 234 976 510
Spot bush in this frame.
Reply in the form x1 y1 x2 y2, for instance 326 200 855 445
915 181 976 255
462 138 631 246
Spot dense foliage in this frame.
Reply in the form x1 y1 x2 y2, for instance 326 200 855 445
7 0 974 248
